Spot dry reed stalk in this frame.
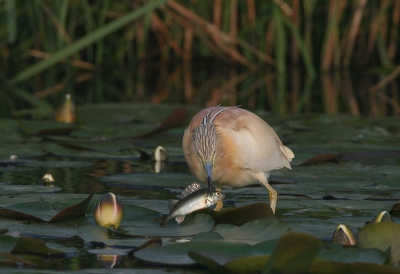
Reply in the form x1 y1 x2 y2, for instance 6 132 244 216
151 13 183 58
40 1 72 44
166 1 260 69
213 0 222 29
342 0 367 67
34 72 94 99
229 0 238 38
290 67 300 113
322 73 338 113
342 72 360 115
369 63 400 94
273 0 293 17
228 69 238 106
241 72 276 98
291 0 300 65
366 0 391 63
206 70 250 106
390 81 399 115
183 62 194 103
28 50 94 70
152 65 182 103
387 1 400 62
246 0 256 25
183 18 194 62
321 0 346 71
265 21 275 59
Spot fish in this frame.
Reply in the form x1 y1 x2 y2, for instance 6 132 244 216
161 183 225 226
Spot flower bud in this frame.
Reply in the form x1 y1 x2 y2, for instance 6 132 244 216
55 94 76 123
41 174 55 186
332 224 357 245
97 254 122 269
94 193 124 229
152 146 168 162
372 211 393 223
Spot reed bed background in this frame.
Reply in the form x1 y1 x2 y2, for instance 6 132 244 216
1 0 399 117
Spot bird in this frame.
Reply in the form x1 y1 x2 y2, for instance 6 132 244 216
182 105 294 214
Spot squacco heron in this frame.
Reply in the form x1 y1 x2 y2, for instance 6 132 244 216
182 106 294 214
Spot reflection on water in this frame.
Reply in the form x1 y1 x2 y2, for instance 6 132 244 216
71 61 400 116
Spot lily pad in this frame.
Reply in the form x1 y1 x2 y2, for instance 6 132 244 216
134 240 255 266
357 222 400 263
18 120 76 136
100 172 198 189
43 142 140 159
0 193 93 222
212 218 290 244
196 202 274 225
123 213 215 237
263 232 322 273
0 235 19 253
0 184 62 195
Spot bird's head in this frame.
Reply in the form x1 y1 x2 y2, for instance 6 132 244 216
193 120 217 194
192 105 240 194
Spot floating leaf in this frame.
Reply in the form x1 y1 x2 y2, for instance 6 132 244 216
318 246 387 264
12 237 64 257
0 184 62 195
18 120 76 136
0 235 19 253
262 232 321 273
123 213 215 237
196 202 274 225
100 172 197 189
357 222 400 263
0 193 93 222
212 218 290 244
308 259 400 274
43 142 140 159
134 240 255 266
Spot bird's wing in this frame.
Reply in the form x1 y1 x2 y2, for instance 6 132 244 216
233 114 294 173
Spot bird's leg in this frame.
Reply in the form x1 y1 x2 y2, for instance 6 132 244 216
257 174 277 214
214 187 223 211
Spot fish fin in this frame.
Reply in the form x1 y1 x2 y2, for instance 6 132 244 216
175 216 185 225
181 182 202 197
168 199 179 210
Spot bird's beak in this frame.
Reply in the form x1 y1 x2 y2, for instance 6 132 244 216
203 161 213 194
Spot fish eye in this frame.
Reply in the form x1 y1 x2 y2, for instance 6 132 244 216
215 191 221 196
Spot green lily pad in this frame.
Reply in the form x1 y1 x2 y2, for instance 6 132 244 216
308 259 400 274
196 202 274 225
43 142 140 159
0 235 19 253
0 184 62 195
0 143 47 159
18 120 76 136
23 160 93 168
318 246 387 264
134 240 255 266
78 225 154 247
357 222 400 263
212 218 290 244
123 213 215 237
263 232 322 273
12 236 64 257
0 193 93 222
100 172 198 188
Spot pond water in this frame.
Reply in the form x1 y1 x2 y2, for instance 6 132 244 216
0 102 399 272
